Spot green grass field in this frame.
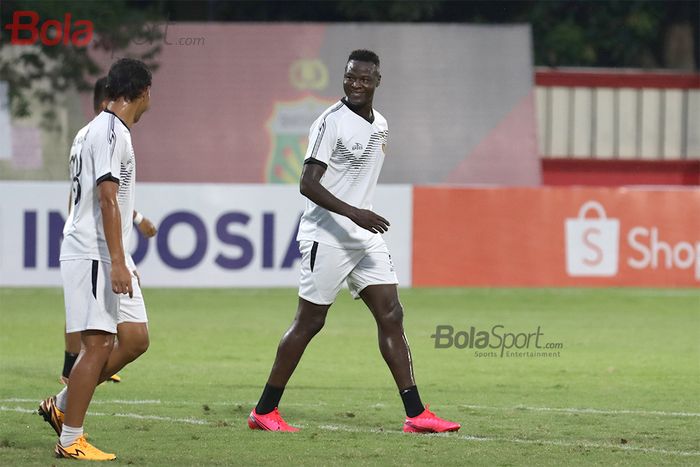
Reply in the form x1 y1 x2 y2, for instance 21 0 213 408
1 287 698 465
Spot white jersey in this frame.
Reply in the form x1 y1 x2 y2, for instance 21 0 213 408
60 110 136 263
62 124 89 236
297 99 389 249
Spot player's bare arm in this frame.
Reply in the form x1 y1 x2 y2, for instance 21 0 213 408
300 162 390 234
98 180 132 298
133 211 158 237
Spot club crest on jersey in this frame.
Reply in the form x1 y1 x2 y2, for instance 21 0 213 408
352 142 363 151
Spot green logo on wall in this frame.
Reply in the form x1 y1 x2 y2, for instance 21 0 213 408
265 95 334 183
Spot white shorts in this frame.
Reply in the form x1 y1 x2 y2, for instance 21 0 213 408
61 259 148 334
298 240 399 305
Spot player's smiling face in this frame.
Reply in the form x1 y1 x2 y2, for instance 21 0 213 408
343 60 380 109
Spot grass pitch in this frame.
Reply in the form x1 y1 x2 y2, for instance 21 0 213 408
1 287 698 465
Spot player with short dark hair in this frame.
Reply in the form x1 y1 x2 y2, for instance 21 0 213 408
59 76 157 386
249 50 460 434
38 58 153 461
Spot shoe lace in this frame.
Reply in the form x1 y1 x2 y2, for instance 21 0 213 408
76 435 103 455
271 408 290 427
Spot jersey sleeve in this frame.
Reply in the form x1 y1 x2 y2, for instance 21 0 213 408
93 120 123 186
304 115 337 168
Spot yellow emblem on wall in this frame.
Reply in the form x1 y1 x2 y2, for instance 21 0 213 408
289 59 328 91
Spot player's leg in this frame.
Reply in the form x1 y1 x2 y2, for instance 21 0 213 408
63 330 115 429
265 298 329 388
249 242 352 431
96 267 149 383
249 299 329 432
350 245 460 433
359 284 460 433
359 284 415 390
61 330 81 384
39 260 118 460
63 330 123 384
96 322 149 382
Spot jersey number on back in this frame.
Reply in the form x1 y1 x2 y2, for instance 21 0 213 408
69 153 82 206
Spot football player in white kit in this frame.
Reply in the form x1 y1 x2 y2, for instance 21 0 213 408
249 50 460 434
57 77 157 387
38 59 152 461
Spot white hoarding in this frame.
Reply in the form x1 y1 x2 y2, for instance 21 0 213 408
0 182 412 288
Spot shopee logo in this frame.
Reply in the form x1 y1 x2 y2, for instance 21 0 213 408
628 227 700 280
566 201 700 281
565 201 619 277
3 11 93 46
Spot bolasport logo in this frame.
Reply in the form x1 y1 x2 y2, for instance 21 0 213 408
565 200 700 281
431 325 564 358
3 10 94 46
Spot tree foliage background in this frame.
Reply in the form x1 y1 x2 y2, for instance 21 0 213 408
0 0 162 125
162 0 699 69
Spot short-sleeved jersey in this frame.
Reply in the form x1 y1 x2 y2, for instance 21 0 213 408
297 99 389 249
62 123 89 237
60 110 135 263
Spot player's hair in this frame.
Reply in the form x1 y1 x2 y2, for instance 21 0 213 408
348 49 380 67
93 77 108 113
105 58 152 101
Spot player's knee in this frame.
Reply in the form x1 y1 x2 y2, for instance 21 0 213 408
298 313 326 336
80 343 113 364
82 334 115 356
134 335 150 356
380 301 404 327
127 334 150 359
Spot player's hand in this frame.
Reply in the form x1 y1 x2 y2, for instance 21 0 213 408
349 208 390 234
111 261 133 298
138 217 158 238
133 269 141 287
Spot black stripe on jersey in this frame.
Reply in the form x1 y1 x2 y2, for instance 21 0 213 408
309 120 326 159
91 260 98 299
96 173 120 185
309 101 344 160
103 109 130 132
310 242 319 272
303 158 328 169
107 116 117 162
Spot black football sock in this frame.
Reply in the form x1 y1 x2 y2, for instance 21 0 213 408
62 352 79 379
400 385 425 418
255 383 285 415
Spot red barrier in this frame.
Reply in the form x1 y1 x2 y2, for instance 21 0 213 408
542 159 700 186
413 186 700 287
535 70 700 89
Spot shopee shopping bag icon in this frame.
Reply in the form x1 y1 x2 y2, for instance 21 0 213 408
565 201 620 277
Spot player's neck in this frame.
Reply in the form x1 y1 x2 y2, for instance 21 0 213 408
106 100 138 129
342 97 374 122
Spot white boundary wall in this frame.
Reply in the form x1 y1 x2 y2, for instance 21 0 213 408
0 182 413 288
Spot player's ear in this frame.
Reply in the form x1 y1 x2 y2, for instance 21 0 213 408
376 73 381 87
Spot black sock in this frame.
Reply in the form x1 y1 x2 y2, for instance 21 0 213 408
62 351 79 379
400 385 425 417
255 383 285 415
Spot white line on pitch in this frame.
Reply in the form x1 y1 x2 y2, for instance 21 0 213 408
3 398 697 418
1 406 208 425
320 423 700 457
459 404 700 418
4 406 698 457
0 398 163 405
